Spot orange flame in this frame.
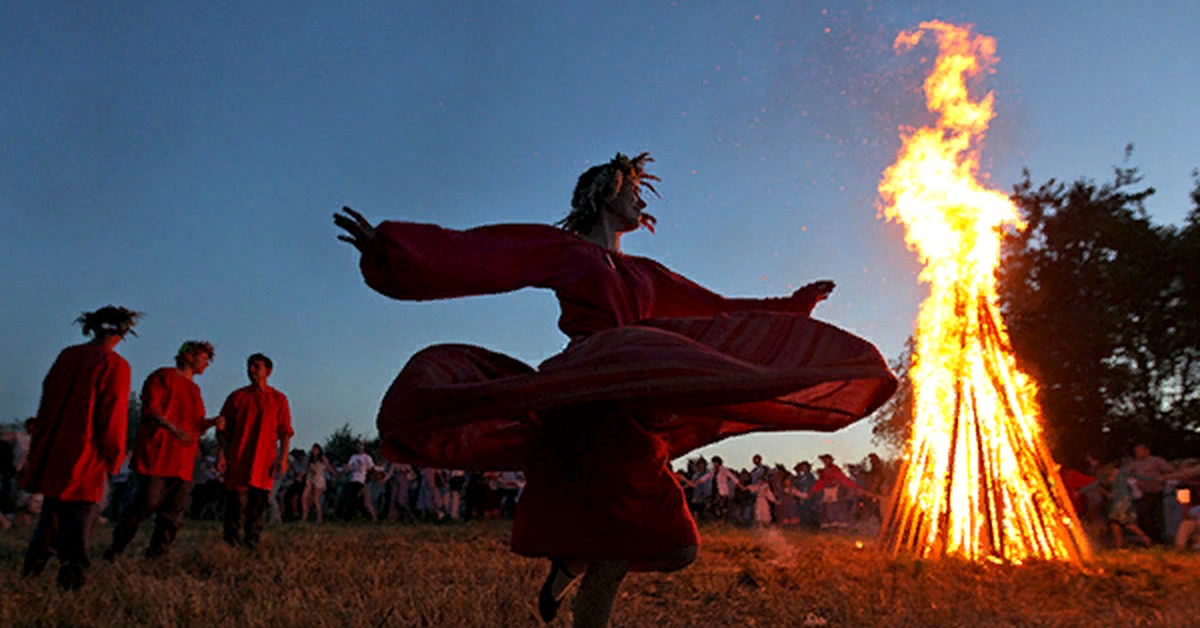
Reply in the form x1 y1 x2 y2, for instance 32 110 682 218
879 21 1090 564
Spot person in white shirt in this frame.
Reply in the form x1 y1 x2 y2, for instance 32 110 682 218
692 456 742 521
750 476 777 526
341 442 377 522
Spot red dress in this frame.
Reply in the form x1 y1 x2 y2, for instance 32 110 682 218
361 221 896 563
21 343 131 503
219 385 294 491
132 367 206 482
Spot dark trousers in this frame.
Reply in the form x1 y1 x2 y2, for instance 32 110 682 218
1137 491 1166 543
338 481 372 521
110 475 192 558
224 488 269 547
24 498 99 589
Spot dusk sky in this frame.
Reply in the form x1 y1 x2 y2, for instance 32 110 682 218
3 1 1197 470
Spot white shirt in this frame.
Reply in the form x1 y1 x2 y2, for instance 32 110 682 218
347 452 375 483
697 466 741 497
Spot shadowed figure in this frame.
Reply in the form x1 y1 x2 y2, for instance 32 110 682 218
335 152 895 627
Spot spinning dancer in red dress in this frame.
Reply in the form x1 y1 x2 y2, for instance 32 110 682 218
336 152 895 627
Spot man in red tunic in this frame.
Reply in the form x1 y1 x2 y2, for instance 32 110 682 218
21 305 139 590
106 341 222 560
217 353 293 548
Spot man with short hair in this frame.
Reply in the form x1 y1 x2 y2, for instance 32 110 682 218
750 454 770 483
107 341 222 560
1128 443 1175 543
22 305 138 589
217 353 293 548
694 456 742 521
341 441 378 522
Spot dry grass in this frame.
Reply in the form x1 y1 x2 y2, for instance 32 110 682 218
2 521 1199 627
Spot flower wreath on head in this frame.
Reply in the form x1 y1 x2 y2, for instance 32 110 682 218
76 305 141 337
560 151 661 234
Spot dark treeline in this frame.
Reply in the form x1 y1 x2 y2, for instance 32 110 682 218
874 148 1200 465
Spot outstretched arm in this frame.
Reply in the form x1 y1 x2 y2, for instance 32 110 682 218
643 257 835 318
335 206 576 301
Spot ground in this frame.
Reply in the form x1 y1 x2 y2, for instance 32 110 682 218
2 521 1198 626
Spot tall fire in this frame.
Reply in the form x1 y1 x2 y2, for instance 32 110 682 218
878 21 1091 564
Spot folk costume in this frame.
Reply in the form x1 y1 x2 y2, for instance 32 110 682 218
110 367 206 558
359 220 896 565
219 384 293 546
21 342 130 584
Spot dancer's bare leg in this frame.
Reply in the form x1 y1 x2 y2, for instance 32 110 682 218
569 546 695 628
572 559 630 628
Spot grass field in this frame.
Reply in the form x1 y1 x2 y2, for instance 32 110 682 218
2 520 1199 627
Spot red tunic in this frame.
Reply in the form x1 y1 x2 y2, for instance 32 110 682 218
21 343 131 503
219 385 293 491
132 367 206 482
360 221 897 562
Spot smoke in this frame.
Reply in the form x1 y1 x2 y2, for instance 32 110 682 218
756 526 799 565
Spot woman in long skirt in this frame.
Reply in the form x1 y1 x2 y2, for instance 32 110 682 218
335 152 895 626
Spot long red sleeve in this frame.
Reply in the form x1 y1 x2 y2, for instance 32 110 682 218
640 257 808 319
361 222 577 301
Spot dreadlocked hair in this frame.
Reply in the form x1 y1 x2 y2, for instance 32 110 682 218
75 305 141 339
558 151 661 235
175 340 215 367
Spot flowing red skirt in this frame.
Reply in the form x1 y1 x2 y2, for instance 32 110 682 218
511 407 698 567
376 311 896 560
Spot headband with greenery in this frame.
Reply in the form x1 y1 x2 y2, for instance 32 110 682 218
559 151 661 234
76 305 141 338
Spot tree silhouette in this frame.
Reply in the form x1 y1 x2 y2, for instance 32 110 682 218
1000 151 1200 461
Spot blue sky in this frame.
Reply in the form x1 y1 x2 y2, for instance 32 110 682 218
2 1 1197 470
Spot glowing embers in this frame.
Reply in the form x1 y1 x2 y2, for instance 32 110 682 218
878 21 1090 564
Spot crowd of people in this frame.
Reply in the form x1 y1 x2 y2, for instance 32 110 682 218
5 417 898 538
676 452 892 530
183 442 529 525
1062 444 1200 551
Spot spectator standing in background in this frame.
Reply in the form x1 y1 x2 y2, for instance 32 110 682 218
341 442 377 522
217 353 294 548
301 444 334 524
812 454 858 529
108 341 221 561
791 461 818 529
693 456 742 522
22 306 137 589
749 475 777 527
749 454 770 484
1127 443 1175 543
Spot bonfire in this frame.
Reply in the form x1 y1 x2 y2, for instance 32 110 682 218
878 21 1091 564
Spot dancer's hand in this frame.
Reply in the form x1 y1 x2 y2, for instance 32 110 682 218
334 206 377 253
790 280 835 313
